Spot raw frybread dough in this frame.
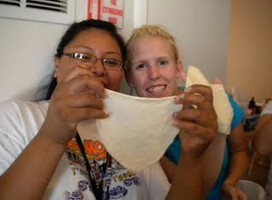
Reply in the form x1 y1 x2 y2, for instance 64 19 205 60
186 65 233 135
78 89 182 172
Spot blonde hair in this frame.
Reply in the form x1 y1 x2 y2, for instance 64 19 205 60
126 25 180 68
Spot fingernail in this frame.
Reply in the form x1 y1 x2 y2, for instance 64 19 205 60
104 111 109 118
97 92 107 99
189 104 198 109
174 94 185 103
184 87 192 93
102 92 109 99
103 91 108 98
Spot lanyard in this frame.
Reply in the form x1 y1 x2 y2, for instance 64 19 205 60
75 132 111 200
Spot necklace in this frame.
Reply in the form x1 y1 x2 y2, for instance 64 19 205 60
75 132 111 200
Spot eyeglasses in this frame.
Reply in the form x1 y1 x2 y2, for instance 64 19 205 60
62 52 123 71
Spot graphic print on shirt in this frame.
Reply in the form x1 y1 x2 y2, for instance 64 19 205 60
62 180 89 200
64 139 141 199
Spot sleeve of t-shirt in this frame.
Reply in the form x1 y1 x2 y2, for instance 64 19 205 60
0 101 25 174
228 94 244 130
147 162 170 200
261 100 272 116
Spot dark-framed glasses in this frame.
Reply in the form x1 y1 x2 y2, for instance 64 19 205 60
62 52 123 71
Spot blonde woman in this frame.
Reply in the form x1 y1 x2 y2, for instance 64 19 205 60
125 25 249 200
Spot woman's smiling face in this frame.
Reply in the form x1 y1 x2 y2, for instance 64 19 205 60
129 36 182 98
55 29 123 92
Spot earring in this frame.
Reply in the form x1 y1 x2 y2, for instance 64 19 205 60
176 73 185 89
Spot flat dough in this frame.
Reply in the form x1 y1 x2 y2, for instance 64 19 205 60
77 89 182 172
210 84 233 135
186 65 233 135
186 65 210 87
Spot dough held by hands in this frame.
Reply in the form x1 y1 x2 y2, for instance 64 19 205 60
186 65 233 135
78 89 181 172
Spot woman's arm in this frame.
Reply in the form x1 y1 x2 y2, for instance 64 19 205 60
166 153 205 200
0 128 66 200
253 114 272 155
222 123 249 199
0 67 107 199
166 85 218 200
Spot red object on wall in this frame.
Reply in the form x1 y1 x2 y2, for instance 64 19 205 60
87 0 92 19
97 0 102 20
87 0 124 29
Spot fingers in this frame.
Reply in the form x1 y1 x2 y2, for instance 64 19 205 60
51 67 108 121
51 88 108 124
227 187 248 200
43 65 112 145
175 85 217 115
213 77 222 84
173 85 218 156
63 75 107 98
174 91 213 111
60 66 108 98
60 92 104 109
173 109 210 128
69 107 108 122
173 120 215 142
223 182 248 200
228 187 238 200
236 188 248 200
61 65 95 83
174 85 218 132
52 72 108 121
183 84 214 102
173 108 216 156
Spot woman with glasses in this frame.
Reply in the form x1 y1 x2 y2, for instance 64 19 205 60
0 19 215 200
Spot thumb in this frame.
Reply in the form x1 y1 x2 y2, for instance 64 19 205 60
214 77 222 84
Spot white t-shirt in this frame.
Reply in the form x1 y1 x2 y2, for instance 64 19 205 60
261 100 272 117
0 100 170 200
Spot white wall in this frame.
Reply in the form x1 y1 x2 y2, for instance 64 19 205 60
147 0 231 84
0 0 231 102
0 0 135 102
0 18 67 102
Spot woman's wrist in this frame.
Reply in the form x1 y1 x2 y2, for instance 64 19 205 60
38 123 68 150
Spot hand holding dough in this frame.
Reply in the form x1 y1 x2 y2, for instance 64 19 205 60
186 65 233 135
78 89 182 172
